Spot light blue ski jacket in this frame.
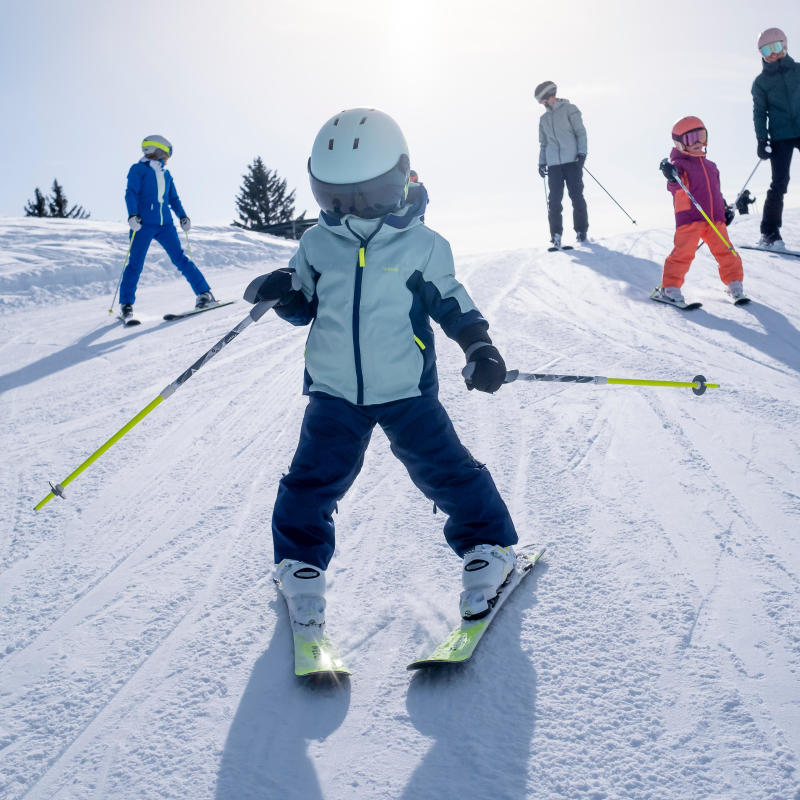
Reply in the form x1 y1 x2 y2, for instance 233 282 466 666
124 158 187 227
275 189 490 406
538 98 588 167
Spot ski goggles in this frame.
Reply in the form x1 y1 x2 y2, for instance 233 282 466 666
760 40 784 57
676 128 707 147
309 154 410 219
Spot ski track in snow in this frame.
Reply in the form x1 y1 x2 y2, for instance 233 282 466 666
0 216 799 799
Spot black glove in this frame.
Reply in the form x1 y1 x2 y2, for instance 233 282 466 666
462 343 507 393
243 268 300 305
659 158 678 183
757 139 772 160
538 164 548 178
575 153 586 168
724 203 735 226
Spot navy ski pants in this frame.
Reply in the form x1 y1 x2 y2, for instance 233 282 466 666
761 137 800 237
120 224 210 305
272 392 518 569
547 162 589 237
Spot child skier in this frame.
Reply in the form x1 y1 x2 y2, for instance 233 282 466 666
652 116 746 306
121 135 215 321
244 108 518 628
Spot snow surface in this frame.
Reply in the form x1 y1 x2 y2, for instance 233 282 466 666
1 214 799 800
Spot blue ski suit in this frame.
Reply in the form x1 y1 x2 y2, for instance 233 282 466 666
121 158 210 305
269 188 518 569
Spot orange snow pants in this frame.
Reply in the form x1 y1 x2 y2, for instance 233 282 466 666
662 221 743 289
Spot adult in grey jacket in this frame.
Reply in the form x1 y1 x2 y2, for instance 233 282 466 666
244 109 517 623
751 27 800 248
535 81 589 246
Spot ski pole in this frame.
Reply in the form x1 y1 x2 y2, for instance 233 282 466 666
503 370 718 396
583 166 637 225
34 299 277 511
108 230 136 313
673 173 739 257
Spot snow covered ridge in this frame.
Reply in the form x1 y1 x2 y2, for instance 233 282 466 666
0 217 298 310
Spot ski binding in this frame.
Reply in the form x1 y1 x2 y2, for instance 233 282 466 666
649 288 702 310
407 545 545 670
163 300 234 321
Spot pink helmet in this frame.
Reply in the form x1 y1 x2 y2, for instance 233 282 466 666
757 27 787 52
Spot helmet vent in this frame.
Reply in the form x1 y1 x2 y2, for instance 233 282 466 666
352 138 360 150
328 138 334 150
333 118 339 126
360 116 367 124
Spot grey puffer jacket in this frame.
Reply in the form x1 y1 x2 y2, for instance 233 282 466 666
538 98 588 167
274 190 491 406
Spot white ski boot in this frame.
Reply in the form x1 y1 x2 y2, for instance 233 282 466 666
757 234 785 250
275 559 326 627
726 281 750 305
459 544 516 620
654 286 685 304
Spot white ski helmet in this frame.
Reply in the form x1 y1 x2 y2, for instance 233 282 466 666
141 135 173 158
308 108 410 218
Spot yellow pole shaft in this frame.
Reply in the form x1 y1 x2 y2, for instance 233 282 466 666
675 175 738 257
607 378 719 389
34 395 164 510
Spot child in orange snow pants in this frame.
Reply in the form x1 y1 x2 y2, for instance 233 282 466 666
663 220 743 288
656 116 746 303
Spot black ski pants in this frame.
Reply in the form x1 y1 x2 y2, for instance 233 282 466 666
547 162 588 238
761 137 800 236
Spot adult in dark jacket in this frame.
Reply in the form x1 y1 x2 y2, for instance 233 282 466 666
120 135 214 320
535 80 588 248
751 27 800 248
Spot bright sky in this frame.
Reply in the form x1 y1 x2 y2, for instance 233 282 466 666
1 0 798 253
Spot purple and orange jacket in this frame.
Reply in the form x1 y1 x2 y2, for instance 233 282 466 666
666 147 727 227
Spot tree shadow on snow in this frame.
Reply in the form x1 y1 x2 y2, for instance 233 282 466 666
401 565 546 800
570 243 800 374
0 320 170 394
214 597 351 800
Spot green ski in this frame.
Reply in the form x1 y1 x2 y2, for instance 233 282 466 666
407 546 545 670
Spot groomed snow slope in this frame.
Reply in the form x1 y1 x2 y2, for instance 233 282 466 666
1 215 798 800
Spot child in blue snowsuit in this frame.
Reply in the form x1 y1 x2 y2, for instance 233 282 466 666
245 109 518 623
121 135 214 316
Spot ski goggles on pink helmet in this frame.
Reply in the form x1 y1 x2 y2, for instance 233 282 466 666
675 128 707 147
760 40 785 57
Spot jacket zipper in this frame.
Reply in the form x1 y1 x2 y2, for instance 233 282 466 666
700 159 714 221
344 219 385 405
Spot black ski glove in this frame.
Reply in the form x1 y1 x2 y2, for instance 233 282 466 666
243 268 301 305
538 164 548 178
757 139 772 160
575 153 586 168
659 158 678 183
462 342 507 393
724 203 735 226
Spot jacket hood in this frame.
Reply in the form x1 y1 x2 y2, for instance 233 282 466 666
671 146 706 162
762 53 796 73
543 97 570 113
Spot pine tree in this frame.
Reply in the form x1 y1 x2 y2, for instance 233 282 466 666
24 188 48 217
24 179 90 219
235 157 296 230
47 179 90 219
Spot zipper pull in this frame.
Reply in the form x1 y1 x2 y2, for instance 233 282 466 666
358 247 365 267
